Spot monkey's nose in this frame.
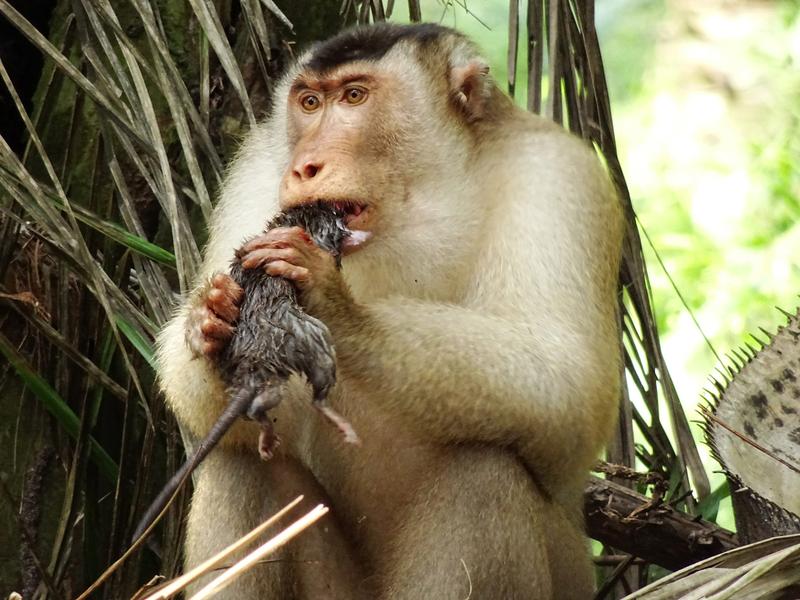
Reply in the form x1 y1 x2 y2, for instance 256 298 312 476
292 161 323 181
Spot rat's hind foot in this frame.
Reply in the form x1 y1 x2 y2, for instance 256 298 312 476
315 402 360 445
257 419 281 461
244 383 285 460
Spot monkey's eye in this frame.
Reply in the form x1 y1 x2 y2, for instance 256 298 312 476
343 86 368 105
299 93 321 112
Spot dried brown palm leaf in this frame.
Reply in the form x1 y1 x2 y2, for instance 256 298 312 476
623 534 800 600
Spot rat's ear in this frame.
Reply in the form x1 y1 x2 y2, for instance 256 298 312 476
449 59 491 122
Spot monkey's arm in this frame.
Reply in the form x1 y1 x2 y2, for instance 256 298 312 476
326 298 620 494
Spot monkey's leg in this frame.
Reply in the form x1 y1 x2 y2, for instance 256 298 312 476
379 448 555 600
538 490 595 600
186 449 367 599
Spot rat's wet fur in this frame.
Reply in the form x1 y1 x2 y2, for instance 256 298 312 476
222 202 358 456
223 203 348 425
132 203 352 544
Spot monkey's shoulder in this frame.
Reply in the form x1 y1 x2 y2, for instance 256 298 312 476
502 109 604 169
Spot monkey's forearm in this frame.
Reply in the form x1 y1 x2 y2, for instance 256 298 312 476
328 299 619 488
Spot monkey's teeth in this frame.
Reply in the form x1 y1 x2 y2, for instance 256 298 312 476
343 230 372 248
331 201 365 216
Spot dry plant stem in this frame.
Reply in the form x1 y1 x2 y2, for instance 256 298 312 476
0 479 62 600
593 554 635 600
592 462 669 521
141 496 304 600
188 504 330 600
593 555 646 566
585 477 739 570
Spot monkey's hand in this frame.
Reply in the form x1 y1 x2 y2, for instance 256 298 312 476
238 226 347 313
185 272 244 359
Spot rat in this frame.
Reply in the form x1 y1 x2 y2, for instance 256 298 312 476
221 201 360 457
132 202 359 544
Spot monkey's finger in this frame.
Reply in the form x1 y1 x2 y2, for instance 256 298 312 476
239 233 283 253
239 249 271 270
200 314 235 340
210 272 244 304
265 260 310 283
241 227 312 253
241 247 301 271
202 339 225 356
266 226 313 245
207 287 240 323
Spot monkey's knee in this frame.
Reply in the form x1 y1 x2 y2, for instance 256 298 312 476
381 449 554 600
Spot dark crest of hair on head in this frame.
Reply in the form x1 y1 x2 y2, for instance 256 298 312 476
304 23 451 73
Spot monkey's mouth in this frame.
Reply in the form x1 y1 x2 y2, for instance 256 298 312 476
330 200 366 222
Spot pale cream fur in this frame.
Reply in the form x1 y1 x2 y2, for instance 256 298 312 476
156 26 623 599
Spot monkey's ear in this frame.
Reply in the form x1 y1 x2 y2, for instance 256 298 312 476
449 60 491 122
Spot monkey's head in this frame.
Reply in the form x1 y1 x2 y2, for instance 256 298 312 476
277 24 502 264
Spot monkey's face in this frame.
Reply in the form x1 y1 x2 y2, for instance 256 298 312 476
279 46 485 259
279 63 414 255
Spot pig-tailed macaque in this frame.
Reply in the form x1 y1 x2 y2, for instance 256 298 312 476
156 22 623 599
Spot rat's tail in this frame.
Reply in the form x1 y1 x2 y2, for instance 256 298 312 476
130 390 254 546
